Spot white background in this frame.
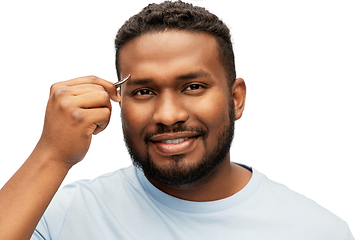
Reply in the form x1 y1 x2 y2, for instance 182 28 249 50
0 0 359 237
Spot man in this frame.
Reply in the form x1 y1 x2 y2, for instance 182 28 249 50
0 1 354 239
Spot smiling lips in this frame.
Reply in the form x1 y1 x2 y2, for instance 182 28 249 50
150 132 200 155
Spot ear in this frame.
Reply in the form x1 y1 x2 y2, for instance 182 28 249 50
231 78 246 120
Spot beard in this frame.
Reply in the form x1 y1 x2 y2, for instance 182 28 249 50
122 101 235 187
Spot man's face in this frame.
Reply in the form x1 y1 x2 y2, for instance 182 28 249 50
119 30 236 186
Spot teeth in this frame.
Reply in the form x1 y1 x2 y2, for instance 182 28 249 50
161 138 189 144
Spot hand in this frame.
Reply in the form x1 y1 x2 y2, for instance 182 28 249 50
37 76 121 168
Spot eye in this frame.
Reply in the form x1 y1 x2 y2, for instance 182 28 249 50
185 84 202 91
183 83 207 94
135 89 153 95
132 88 156 99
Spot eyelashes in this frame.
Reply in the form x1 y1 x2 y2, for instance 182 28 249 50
184 84 204 91
134 89 155 96
132 83 208 98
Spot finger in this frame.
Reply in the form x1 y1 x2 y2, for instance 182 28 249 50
73 90 112 110
93 121 109 135
62 84 106 96
81 107 112 135
51 76 120 102
51 84 107 102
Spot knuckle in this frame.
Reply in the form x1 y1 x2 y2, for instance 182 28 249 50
70 109 84 123
50 83 63 97
52 87 69 101
87 75 99 84
49 83 58 93
58 97 73 111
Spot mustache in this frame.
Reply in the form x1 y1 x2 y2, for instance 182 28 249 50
144 125 208 143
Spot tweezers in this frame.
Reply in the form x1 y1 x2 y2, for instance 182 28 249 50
114 74 131 89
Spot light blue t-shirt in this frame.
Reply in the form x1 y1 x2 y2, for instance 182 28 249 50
31 165 354 239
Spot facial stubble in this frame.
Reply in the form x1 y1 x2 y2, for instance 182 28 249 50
122 99 235 187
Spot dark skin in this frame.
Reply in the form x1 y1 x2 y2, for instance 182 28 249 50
0 30 249 238
0 77 121 239
119 30 251 201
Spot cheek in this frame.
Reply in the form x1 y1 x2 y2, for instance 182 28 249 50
187 91 230 127
121 102 153 137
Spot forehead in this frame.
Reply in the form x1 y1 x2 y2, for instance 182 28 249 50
118 30 226 81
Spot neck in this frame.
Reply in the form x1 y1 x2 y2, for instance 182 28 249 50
147 158 252 202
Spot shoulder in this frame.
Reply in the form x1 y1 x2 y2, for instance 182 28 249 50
252 169 351 238
36 165 139 237
51 165 135 201
53 165 138 205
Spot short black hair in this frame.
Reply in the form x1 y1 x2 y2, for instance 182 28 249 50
115 0 236 87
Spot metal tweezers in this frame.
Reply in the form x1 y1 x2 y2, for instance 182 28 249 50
114 74 131 90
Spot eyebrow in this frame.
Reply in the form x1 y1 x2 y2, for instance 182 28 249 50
127 70 210 86
175 70 210 81
126 78 152 86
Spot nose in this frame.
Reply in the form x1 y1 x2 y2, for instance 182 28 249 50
152 92 189 126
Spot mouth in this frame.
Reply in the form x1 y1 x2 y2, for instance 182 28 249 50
149 132 201 156
160 137 189 144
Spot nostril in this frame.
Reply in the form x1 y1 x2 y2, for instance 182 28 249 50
152 98 189 126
